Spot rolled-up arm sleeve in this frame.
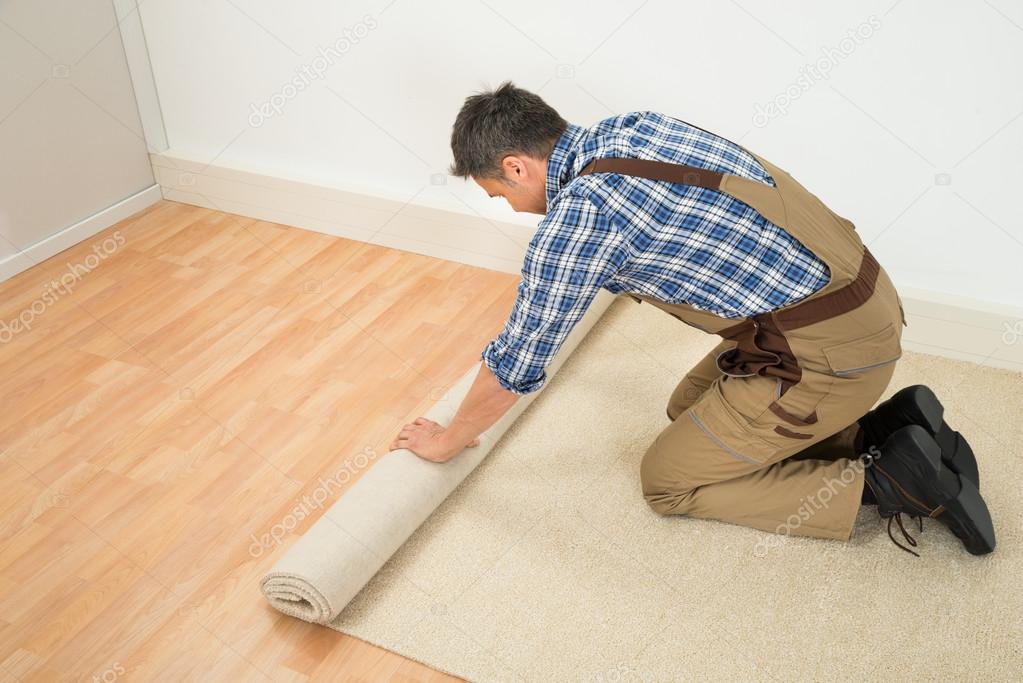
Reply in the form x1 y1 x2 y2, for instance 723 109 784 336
482 193 628 395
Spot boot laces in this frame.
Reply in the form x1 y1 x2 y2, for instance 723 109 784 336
861 451 926 557
883 510 925 557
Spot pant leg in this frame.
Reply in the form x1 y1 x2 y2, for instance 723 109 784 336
667 339 866 463
641 360 896 541
786 422 860 462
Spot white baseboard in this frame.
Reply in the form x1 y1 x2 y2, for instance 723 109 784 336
150 152 1023 376
150 151 534 275
897 286 1023 374
0 184 162 283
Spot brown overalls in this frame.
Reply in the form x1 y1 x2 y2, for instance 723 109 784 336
579 153 907 541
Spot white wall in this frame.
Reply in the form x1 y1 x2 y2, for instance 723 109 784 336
0 0 157 274
138 0 1022 309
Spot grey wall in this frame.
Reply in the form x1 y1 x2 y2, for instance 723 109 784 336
0 0 155 260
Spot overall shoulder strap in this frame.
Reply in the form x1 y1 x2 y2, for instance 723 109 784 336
577 155 877 331
576 156 787 229
577 158 724 189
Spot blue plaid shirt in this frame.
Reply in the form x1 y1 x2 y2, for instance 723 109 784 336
482 111 831 395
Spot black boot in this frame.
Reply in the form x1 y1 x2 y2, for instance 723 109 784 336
858 385 980 488
863 424 995 556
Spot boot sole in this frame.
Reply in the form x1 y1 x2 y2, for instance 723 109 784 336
876 425 995 556
939 477 996 555
938 424 980 489
897 386 980 488
900 385 944 434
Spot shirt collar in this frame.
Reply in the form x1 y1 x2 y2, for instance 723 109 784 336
545 123 587 206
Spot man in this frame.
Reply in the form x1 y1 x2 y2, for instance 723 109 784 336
389 82 995 556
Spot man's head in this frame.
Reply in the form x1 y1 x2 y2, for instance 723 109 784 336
449 81 568 214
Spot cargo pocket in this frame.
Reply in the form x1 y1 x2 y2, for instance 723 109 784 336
766 378 828 428
821 322 902 377
748 376 832 447
689 379 776 466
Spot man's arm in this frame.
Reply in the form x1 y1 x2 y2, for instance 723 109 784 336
391 191 627 462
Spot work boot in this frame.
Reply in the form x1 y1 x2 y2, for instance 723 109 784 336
858 384 979 488
863 424 995 556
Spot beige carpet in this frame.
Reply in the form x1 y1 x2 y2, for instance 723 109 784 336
331 298 1023 682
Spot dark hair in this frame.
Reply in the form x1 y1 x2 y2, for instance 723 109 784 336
449 81 569 180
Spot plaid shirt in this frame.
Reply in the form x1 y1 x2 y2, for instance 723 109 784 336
482 111 831 395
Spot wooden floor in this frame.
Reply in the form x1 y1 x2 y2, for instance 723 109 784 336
0 201 520 682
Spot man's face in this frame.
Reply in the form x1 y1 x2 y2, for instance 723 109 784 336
473 154 548 215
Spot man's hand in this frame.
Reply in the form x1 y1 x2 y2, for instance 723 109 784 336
389 417 480 463
390 363 518 463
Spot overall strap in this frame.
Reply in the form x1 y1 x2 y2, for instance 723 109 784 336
576 155 884 393
578 158 725 189
577 155 877 332
576 157 788 229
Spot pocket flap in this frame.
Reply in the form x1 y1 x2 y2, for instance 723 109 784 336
821 323 901 375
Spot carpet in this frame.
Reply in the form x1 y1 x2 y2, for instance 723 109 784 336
324 297 1022 681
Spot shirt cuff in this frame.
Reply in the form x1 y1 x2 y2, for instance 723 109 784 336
480 346 547 395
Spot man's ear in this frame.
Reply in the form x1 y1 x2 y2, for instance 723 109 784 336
501 154 527 180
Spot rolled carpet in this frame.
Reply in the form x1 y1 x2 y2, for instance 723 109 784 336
260 290 615 624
